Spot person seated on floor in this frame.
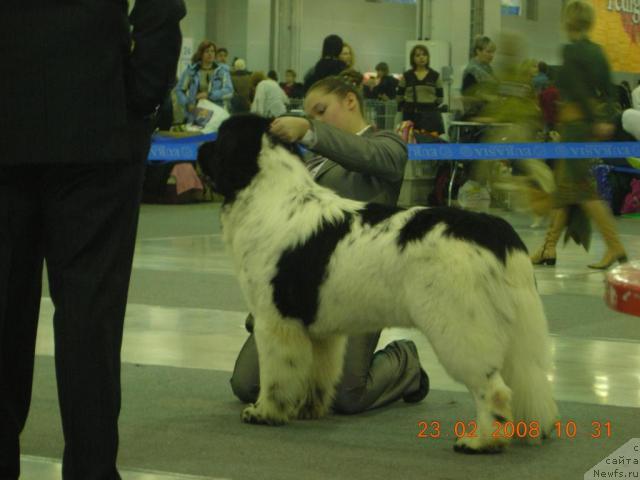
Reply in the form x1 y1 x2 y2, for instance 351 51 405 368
230 75 429 414
175 40 233 122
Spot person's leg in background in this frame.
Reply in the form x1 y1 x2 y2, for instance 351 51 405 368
581 199 627 269
231 327 428 413
332 333 427 414
530 208 568 266
0 167 45 480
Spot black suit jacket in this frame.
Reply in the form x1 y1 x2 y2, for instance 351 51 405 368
0 1 185 166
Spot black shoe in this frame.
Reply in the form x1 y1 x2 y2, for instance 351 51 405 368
403 368 430 403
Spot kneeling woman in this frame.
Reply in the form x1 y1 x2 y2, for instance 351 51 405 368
230 76 429 413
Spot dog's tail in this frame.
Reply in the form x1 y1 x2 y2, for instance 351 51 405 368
501 252 559 439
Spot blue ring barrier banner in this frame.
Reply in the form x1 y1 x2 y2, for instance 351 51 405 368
147 134 640 163
407 141 640 161
148 133 217 162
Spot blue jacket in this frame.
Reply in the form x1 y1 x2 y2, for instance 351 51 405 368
175 62 233 119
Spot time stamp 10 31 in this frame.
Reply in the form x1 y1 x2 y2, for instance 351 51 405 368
417 420 614 439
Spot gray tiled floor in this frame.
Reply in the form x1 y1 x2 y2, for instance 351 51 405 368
23 204 640 478
20 455 227 480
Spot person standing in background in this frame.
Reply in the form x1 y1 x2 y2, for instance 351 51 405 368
398 44 445 134
0 2 185 479
303 34 347 93
461 35 498 120
530 0 627 269
339 42 356 70
339 42 365 91
532 61 550 93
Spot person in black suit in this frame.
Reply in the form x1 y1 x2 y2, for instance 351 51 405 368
0 1 185 479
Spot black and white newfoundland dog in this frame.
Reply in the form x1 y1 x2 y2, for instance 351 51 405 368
198 114 558 454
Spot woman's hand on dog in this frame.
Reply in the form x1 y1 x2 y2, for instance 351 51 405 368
270 117 311 143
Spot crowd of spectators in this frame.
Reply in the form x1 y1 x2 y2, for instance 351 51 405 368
162 14 640 224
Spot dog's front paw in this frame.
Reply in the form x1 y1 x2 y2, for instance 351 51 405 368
242 403 288 426
453 434 509 454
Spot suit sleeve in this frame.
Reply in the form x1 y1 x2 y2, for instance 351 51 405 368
127 0 187 115
309 121 407 182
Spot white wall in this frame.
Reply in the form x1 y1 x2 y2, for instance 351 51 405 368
299 0 417 77
246 0 272 72
206 0 249 66
204 0 271 72
500 0 564 66
181 0 207 47
430 0 471 103
483 0 502 41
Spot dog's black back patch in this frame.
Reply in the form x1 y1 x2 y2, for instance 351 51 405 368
359 203 405 227
397 207 527 264
272 215 353 326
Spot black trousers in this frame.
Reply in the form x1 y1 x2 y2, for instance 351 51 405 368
0 151 147 478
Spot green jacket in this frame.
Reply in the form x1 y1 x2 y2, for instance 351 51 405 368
557 38 615 124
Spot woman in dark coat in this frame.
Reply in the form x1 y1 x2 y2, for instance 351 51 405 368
530 0 627 269
303 34 347 92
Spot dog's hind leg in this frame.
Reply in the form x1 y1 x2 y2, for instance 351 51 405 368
413 307 513 453
452 369 514 454
501 254 559 442
297 335 348 420
242 317 313 426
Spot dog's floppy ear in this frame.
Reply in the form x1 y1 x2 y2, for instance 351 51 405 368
198 114 271 202
266 132 305 160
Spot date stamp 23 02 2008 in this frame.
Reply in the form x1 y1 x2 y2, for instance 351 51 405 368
417 420 614 440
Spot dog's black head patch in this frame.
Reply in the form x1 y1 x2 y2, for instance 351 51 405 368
197 114 270 202
197 114 303 203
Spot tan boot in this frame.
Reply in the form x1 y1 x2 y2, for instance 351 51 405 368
530 209 567 266
581 200 628 269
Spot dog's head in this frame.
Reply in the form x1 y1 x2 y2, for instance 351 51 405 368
197 114 302 203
